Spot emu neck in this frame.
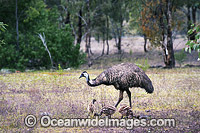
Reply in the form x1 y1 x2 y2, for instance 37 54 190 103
86 74 97 87
85 74 90 82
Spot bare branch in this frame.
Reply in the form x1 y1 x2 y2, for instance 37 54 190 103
76 13 88 26
70 23 77 44
38 33 54 68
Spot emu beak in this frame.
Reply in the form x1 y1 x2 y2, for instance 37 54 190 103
79 75 83 79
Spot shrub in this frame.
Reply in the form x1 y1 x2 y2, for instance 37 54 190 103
175 50 187 67
0 1 85 70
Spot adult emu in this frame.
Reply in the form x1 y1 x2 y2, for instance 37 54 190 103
79 63 154 107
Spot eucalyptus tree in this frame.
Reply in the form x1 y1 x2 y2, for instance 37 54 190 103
109 0 130 54
131 0 178 68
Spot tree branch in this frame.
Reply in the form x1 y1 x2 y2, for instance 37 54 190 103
38 33 54 69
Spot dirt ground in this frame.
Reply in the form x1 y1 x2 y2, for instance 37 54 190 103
80 35 200 69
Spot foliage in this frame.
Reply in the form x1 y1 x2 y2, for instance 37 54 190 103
134 58 150 71
0 22 7 45
0 0 85 70
0 42 18 69
174 49 187 67
0 0 199 70
0 22 8 32
133 0 181 68
185 24 200 59
138 0 168 47
0 22 18 69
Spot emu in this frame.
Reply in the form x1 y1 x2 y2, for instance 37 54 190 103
118 105 133 119
79 63 154 107
87 99 96 118
94 104 116 118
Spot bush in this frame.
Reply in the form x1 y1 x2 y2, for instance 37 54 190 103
175 50 187 67
0 1 85 70
19 25 85 69
0 22 19 69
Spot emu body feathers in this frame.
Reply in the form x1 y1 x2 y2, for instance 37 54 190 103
80 63 154 107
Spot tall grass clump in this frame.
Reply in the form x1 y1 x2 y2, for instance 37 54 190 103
135 58 150 71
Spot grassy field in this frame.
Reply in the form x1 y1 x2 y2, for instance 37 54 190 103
0 67 200 132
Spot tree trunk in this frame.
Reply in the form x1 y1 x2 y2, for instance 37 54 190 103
187 5 191 33
159 0 167 65
106 36 109 55
89 33 93 55
102 33 105 56
144 34 148 52
165 0 175 68
85 0 91 57
117 35 121 54
65 11 77 43
77 9 82 44
85 35 90 57
192 6 197 25
117 19 123 54
16 0 19 50
65 11 70 24
106 15 109 55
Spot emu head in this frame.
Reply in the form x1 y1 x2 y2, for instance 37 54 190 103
79 71 89 81
92 99 96 104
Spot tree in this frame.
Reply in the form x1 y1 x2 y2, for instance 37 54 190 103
138 0 176 68
61 0 130 57
77 9 82 44
91 0 112 56
96 0 112 55
129 0 149 52
165 0 175 67
61 0 92 56
109 0 130 54
185 24 200 60
185 0 200 40
85 0 92 57
15 0 19 50
22 0 84 68
0 0 85 69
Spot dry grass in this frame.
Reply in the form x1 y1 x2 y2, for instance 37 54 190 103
0 67 199 132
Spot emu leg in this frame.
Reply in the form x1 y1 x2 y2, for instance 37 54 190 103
99 111 103 116
87 112 91 118
115 90 124 107
126 89 132 107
